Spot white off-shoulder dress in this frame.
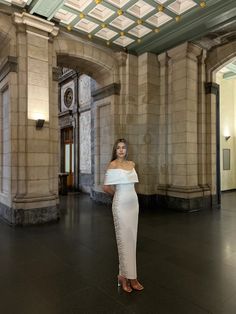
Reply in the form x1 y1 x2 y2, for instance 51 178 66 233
104 168 139 279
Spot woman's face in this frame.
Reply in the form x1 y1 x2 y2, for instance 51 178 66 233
116 142 127 159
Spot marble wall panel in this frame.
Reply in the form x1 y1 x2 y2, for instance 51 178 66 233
80 110 91 174
79 74 91 108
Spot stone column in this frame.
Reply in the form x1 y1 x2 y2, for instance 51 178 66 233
205 82 220 208
157 52 171 191
6 12 60 225
136 52 159 206
117 53 139 159
164 42 210 211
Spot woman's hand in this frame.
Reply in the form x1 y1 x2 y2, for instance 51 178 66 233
103 185 115 195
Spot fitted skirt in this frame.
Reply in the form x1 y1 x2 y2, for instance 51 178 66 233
112 183 139 279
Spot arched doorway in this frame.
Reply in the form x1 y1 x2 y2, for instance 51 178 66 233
216 59 236 203
206 40 236 208
52 34 121 197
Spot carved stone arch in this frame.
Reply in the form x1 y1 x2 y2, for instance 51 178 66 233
204 39 236 209
206 40 236 82
52 32 123 200
53 34 119 86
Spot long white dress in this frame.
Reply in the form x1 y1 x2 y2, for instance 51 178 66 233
104 168 139 279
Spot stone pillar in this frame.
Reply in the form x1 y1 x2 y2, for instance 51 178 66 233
2 12 60 225
159 42 211 211
205 82 220 208
117 53 139 158
136 52 159 206
157 52 171 191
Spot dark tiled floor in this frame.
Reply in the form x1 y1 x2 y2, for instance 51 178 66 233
1 192 236 313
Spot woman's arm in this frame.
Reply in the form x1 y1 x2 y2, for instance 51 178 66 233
103 185 115 195
103 161 116 195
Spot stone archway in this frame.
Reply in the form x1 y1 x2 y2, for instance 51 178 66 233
206 41 236 82
52 33 122 199
205 40 236 208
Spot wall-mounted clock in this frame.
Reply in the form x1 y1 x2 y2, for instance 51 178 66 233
64 87 73 108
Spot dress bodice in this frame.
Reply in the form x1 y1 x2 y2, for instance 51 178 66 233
104 168 139 185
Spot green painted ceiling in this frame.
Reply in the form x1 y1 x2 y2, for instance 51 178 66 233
0 0 235 55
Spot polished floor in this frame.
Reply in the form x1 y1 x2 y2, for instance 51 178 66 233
1 192 236 314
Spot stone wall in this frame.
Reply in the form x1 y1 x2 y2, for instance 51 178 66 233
0 8 235 225
0 13 59 225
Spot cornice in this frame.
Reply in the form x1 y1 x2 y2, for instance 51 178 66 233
92 83 120 101
13 12 59 37
167 42 202 61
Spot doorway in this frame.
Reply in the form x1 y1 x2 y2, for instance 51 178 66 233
216 59 236 195
62 127 74 190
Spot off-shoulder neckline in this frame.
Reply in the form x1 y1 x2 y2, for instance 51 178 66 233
107 168 135 172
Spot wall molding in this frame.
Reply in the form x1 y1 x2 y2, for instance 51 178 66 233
0 56 17 82
205 82 219 95
92 83 120 101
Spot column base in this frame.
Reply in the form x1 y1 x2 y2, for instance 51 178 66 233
157 194 218 212
0 197 60 226
91 187 219 211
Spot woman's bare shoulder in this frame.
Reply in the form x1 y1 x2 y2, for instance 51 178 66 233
128 160 135 167
106 160 117 170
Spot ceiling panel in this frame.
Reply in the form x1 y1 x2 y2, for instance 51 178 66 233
1 0 236 55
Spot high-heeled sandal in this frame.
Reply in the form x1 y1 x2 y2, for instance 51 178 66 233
129 279 144 291
117 275 132 293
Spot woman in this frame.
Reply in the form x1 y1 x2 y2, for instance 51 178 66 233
103 138 144 293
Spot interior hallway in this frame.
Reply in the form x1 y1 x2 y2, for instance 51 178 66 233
1 192 236 314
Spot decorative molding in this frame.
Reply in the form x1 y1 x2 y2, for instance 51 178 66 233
168 42 202 61
79 105 91 113
92 83 120 101
13 12 59 37
205 82 219 95
0 56 17 82
52 66 62 81
115 51 127 66
58 69 77 83
58 110 73 128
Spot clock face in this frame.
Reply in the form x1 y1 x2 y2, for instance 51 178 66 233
64 87 73 108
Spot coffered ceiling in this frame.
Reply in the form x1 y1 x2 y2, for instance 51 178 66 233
0 0 235 54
